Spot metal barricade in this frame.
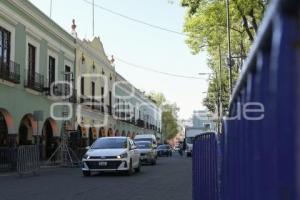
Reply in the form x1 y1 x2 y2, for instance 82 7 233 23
17 145 40 176
193 132 219 200
0 147 17 171
192 0 300 199
221 0 300 199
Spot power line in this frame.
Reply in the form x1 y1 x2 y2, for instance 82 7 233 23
82 0 186 36
115 57 205 80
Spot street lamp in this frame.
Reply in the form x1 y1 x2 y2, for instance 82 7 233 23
199 44 223 134
198 73 213 76
199 70 222 134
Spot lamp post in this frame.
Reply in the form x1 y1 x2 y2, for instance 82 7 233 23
199 44 223 133
199 70 222 134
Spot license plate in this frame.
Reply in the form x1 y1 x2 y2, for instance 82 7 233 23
99 162 107 166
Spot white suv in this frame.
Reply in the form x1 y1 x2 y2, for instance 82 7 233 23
82 137 141 176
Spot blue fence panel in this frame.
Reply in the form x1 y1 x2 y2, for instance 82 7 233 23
193 0 300 199
222 0 300 199
193 132 219 200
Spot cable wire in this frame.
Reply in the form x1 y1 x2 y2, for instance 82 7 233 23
82 0 186 36
115 57 205 80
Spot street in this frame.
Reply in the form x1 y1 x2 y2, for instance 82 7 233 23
0 154 192 200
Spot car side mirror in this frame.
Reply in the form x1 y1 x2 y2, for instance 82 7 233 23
85 146 90 150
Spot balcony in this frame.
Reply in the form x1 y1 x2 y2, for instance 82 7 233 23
24 71 45 92
0 59 20 84
80 97 105 112
44 82 77 103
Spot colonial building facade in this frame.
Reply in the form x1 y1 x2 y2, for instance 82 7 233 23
75 36 161 147
0 0 161 157
0 0 76 159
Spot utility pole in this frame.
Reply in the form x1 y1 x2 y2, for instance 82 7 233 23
92 0 95 37
218 44 223 133
226 0 233 95
50 0 53 18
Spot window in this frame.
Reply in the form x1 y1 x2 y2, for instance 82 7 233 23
109 91 112 114
91 82 95 97
65 65 71 82
28 44 36 80
48 56 55 86
101 87 104 103
64 65 71 96
204 123 211 130
0 26 11 65
101 87 104 112
91 81 95 109
81 77 84 96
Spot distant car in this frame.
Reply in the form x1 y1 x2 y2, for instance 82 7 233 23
134 134 157 147
135 141 157 165
134 134 158 158
157 145 172 157
82 137 141 176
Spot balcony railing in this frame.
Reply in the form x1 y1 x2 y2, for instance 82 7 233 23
0 59 20 84
24 70 45 92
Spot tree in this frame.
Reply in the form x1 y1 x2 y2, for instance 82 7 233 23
148 92 179 140
180 0 267 113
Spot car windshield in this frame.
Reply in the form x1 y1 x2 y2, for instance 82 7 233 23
134 138 153 143
158 145 169 150
136 142 152 149
91 138 127 149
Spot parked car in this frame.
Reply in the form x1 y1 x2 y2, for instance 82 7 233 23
82 137 141 176
135 141 157 165
157 144 172 157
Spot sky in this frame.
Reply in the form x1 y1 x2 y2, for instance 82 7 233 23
29 0 211 119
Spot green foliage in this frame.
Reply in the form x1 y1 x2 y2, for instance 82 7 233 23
180 0 267 113
148 92 179 140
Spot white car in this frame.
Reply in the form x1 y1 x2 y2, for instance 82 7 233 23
134 134 158 158
82 137 141 176
135 141 157 165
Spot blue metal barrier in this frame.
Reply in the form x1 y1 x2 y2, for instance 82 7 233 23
222 0 300 199
193 0 300 199
193 132 219 200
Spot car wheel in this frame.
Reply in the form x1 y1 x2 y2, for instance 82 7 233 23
82 170 91 177
135 160 141 173
126 160 134 176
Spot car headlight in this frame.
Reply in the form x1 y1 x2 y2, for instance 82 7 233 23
82 154 90 159
117 153 128 159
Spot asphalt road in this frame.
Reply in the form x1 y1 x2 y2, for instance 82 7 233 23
0 154 192 200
